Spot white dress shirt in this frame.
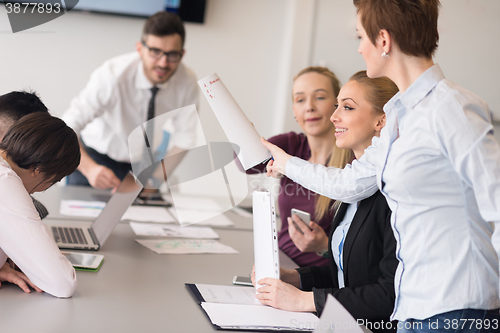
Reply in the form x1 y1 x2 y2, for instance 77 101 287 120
331 203 357 288
63 52 199 163
0 157 77 298
286 64 500 321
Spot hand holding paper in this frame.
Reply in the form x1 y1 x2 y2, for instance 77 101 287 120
255 278 315 312
260 138 292 178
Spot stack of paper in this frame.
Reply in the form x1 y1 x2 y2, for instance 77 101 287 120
121 206 175 223
130 222 219 239
136 239 238 254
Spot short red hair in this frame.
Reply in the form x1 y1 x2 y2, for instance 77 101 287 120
354 0 440 59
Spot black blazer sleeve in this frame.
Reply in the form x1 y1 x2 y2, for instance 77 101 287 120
296 265 332 291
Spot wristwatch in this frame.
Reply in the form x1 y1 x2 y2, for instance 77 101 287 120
316 249 329 258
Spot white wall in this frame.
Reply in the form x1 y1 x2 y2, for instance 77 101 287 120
0 0 499 154
0 0 298 144
311 0 500 121
1 0 499 135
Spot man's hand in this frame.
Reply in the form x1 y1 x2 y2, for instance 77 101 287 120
85 164 121 190
260 138 292 178
288 215 329 253
0 262 42 293
255 278 315 312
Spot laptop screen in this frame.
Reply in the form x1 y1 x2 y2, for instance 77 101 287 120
91 173 143 245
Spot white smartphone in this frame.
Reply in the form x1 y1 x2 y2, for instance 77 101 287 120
232 275 253 287
61 252 104 269
290 208 312 234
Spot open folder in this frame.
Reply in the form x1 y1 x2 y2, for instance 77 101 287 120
186 284 320 332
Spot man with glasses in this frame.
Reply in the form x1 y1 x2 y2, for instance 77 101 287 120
63 11 198 189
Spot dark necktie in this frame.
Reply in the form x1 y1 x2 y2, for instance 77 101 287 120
31 196 49 219
138 87 159 184
144 86 159 164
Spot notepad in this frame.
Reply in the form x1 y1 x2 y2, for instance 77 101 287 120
186 284 319 331
312 294 372 333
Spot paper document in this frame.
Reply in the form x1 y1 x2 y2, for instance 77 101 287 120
168 208 234 227
196 284 261 306
168 195 223 212
201 303 319 331
122 206 175 223
129 222 219 239
198 73 271 170
135 239 238 254
60 200 105 217
313 294 371 333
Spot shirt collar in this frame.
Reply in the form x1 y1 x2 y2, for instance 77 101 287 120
134 59 171 91
383 64 445 122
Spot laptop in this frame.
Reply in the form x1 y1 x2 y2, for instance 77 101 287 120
44 172 143 250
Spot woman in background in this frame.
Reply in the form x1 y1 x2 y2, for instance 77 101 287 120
0 112 81 298
248 67 352 267
256 71 399 333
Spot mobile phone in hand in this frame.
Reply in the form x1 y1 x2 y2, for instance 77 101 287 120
290 208 312 234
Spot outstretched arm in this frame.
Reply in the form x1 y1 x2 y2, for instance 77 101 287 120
261 137 379 203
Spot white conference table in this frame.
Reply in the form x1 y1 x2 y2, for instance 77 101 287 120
0 185 297 333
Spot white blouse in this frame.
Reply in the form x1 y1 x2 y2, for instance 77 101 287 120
0 157 76 297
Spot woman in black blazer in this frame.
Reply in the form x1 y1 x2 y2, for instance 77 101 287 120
297 190 397 330
255 71 399 332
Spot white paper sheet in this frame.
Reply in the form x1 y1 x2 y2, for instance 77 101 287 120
196 284 262 306
169 195 223 212
129 222 219 239
60 200 105 217
201 303 319 331
198 73 271 170
121 206 175 223
253 190 280 289
168 208 234 227
313 294 371 333
135 239 238 254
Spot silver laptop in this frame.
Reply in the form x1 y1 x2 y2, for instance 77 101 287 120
44 172 143 250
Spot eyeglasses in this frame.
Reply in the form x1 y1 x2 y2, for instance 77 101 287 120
141 41 183 63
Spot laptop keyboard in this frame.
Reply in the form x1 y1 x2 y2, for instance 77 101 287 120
52 227 88 245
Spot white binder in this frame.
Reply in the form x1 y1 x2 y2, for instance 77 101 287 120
252 190 280 289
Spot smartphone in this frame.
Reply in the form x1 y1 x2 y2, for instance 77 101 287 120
134 191 171 207
290 208 312 234
61 252 104 269
232 275 253 287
